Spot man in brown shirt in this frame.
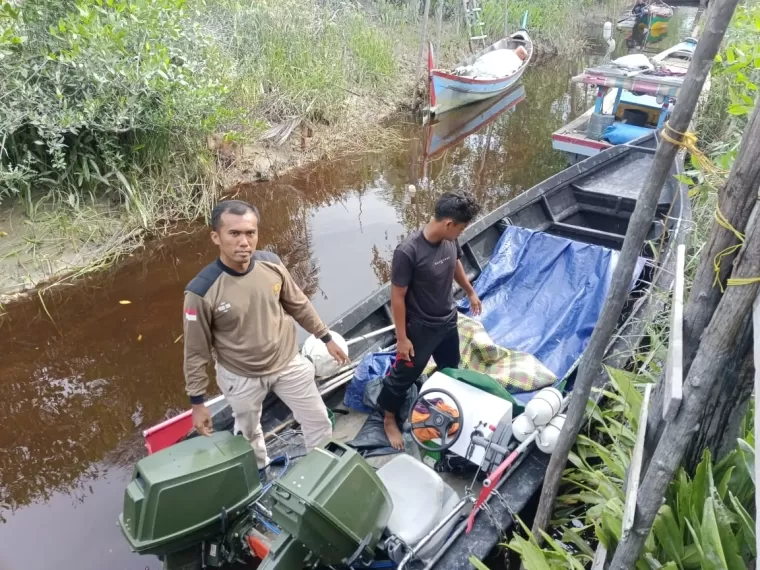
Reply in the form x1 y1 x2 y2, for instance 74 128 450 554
184 199 348 469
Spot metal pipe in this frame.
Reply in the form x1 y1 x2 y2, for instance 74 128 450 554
345 325 396 346
421 450 532 570
397 497 469 570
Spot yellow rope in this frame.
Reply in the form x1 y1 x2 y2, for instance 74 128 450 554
711 207 760 291
660 121 723 176
660 122 757 289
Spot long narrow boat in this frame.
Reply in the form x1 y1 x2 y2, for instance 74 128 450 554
428 31 533 116
552 38 696 164
120 131 690 570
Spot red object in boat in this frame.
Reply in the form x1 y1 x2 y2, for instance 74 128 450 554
142 395 226 454
143 411 194 454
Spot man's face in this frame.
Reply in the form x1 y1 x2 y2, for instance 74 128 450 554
211 211 259 266
442 219 469 241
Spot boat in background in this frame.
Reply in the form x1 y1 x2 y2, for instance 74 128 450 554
424 83 526 159
428 31 533 116
551 37 696 164
617 0 674 31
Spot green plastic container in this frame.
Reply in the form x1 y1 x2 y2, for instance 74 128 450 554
268 440 393 565
119 432 262 556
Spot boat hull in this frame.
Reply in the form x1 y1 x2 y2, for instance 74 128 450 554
431 68 526 115
552 38 697 161
429 31 533 116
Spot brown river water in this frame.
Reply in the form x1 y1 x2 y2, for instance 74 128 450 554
0 11 698 569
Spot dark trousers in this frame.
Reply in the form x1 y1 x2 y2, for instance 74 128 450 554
377 319 461 417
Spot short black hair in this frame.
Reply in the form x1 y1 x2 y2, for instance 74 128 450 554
434 191 481 224
210 199 260 231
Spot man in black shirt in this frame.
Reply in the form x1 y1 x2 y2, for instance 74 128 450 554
378 191 482 448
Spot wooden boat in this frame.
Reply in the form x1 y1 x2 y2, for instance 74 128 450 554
424 83 526 160
428 31 533 116
552 38 696 164
125 132 690 570
616 0 674 31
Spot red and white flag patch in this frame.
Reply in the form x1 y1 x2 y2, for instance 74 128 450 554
185 308 198 322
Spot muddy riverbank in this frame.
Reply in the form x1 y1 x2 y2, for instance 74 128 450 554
0 9 701 569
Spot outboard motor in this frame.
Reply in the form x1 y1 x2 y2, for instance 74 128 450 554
259 441 393 569
118 431 264 569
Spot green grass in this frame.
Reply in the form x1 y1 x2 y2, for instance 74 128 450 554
0 0 612 291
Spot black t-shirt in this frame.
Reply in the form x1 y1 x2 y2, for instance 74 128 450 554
391 230 463 327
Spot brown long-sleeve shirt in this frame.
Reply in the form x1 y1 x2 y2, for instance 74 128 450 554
183 251 329 403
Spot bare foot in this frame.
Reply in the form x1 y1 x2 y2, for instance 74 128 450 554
384 412 404 450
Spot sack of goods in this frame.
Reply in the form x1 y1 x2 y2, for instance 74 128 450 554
301 331 349 379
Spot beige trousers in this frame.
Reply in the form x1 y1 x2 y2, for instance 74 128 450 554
216 353 332 469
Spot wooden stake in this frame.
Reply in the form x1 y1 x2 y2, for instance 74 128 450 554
663 244 685 421
530 0 741 544
435 0 444 56
753 293 760 562
412 0 433 112
609 186 760 569
646 65 760 461
622 383 652 538
504 0 509 37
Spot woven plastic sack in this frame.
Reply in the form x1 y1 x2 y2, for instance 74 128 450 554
343 351 396 413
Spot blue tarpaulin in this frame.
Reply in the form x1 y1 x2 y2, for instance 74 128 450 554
459 226 621 382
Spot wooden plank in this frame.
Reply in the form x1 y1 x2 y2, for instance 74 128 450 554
622 383 652 538
591 544 608 570
663 244 686 421
752 292 760 562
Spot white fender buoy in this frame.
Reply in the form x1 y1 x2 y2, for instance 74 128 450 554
301 331 349 378
525 387 563 426
603 21 613 42
537 414 566 454
512 414 536 442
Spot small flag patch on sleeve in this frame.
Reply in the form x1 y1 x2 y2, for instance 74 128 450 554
185 308 198 321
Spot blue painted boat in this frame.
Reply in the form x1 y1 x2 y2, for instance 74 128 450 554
428 31 533 116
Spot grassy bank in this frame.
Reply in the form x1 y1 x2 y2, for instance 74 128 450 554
1 0 606 300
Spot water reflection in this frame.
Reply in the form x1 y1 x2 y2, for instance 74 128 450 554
0 52 631 570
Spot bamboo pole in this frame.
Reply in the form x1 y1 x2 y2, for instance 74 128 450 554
412 0 433 112
435 0 444 56
609 190 760 569
504 0 509 37
530 0 741 542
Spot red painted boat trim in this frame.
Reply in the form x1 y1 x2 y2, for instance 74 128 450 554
431 69 515 86
143 412 193 454
552 133 610 151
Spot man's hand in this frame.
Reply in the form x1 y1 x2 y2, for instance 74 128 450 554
468 292 483 316
326 339 350 366
397 337 415 361
192 404 213 436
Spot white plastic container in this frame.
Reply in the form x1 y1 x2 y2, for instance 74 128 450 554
512 414 536 442
537 414 566 454
525 387 563 426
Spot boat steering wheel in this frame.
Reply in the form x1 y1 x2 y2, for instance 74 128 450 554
406 388 464 452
